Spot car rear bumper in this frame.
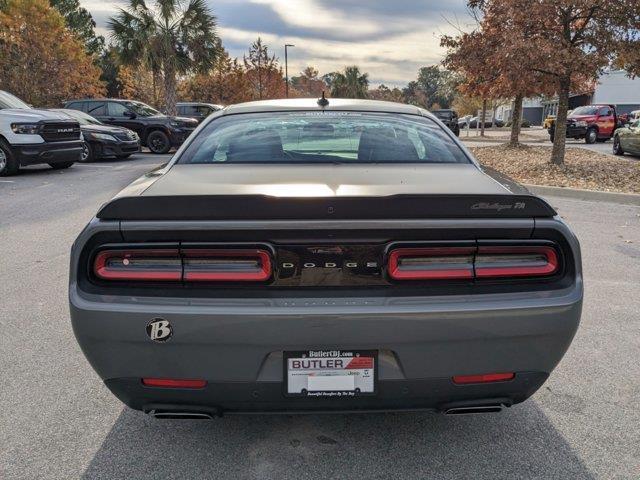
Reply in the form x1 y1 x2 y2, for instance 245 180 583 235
70 284 582 414
106 372 549 415
15 141 82 166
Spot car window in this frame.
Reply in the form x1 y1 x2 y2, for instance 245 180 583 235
197 106 212 115
127 101 160 117
598 107 611 116
572 106 599 116
86 101 106 116
0 90 31 109
108 102 130 117
179 112 470 165
66 101 86 112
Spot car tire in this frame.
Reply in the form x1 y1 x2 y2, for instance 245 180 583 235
147 130 171 154
0 139 19 176
585 128 597 144
80 141 94 162
49 162 74 170
613 136 625 156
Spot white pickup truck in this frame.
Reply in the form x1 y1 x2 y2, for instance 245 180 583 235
0 91 83 176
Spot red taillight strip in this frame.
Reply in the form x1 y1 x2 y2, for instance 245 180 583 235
182 249 272 282
388 245 559 281
93 249 182 281
453 372 515 384
93 248 272 282
388 247 475 280
474 246 558 278
142 378 207 389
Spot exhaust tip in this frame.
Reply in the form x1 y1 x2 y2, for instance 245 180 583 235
444 405 503 415
148 410 215 420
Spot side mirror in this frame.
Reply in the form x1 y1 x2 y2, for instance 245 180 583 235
124 110 137 119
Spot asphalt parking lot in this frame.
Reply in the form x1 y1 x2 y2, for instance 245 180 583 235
1 153 639 479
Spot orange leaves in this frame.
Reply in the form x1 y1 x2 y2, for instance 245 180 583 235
0 0 104 107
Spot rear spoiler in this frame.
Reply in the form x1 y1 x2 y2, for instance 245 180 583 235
96 194 556 221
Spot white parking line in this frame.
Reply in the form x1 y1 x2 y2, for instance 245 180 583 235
0 180 15 183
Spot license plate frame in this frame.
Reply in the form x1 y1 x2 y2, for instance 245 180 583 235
283 349 378 398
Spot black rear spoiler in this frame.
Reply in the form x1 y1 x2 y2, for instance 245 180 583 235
97 194 556 221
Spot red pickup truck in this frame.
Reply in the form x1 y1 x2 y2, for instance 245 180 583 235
549 104 618 144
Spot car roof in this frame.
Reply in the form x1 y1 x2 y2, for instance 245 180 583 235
222 98 428 116
66 98 134 103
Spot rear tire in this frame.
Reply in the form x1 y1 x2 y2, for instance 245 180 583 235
147 130 171 154
585 127 597 144
0 139 19 176
49 162 74 170
613 136 625 156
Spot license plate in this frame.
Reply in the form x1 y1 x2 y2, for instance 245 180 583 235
284 350 377 397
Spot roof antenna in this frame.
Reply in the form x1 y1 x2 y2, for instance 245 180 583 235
317 91 329 108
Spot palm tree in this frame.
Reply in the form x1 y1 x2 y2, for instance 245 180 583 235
329 66 369 99
108 0 218 115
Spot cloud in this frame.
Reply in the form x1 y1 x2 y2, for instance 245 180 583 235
81 0 473 86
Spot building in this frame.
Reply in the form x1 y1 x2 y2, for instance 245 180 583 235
496 70 640 126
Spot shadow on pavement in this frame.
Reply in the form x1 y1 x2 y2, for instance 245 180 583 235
82 401 594 480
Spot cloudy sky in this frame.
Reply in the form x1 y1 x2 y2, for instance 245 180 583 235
82 0 473 86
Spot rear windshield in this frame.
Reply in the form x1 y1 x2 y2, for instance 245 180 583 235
178 111 470 164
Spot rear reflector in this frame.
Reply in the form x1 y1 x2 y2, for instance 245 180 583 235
388 247 475 280
183 249 271 282
94 249 182 281
475 246 558 278
93 248 272 283
142 378 207 389
452 373 515 384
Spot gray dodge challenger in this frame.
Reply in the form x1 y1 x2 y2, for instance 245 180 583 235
70 98 582 418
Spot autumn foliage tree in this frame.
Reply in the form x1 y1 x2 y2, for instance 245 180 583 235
0 0 104 107
462 0 640 164
180 48 253 104
290 67 327 98
243 38 285 100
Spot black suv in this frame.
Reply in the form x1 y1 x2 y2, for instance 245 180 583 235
431 109 460 136
64 99 198 154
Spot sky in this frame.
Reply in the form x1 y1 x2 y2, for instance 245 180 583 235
81 0 473 87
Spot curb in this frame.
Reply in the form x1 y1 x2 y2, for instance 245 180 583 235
525 184 640 206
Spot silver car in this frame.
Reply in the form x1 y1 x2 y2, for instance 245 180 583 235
70 98 582 418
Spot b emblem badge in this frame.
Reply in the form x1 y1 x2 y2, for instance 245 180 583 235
146 318 172 342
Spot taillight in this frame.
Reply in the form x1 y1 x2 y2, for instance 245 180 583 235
93 249 182 281
387 244 559 281
453 372 515 384
93 248 272 282
475 246 558 278
183 249 271 282
388 247 475 280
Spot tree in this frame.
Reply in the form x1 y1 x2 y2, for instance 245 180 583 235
290 67 327 98
108 0 219 115
243 38 284 100
49 0 104 55
442 27 550 145
413 66 459 109
464 0 640 164
0 0 104 107
328 66 369 98
368 84 405 103
181 47 253 104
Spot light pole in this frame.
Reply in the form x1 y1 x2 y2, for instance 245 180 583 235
285 44 295 98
